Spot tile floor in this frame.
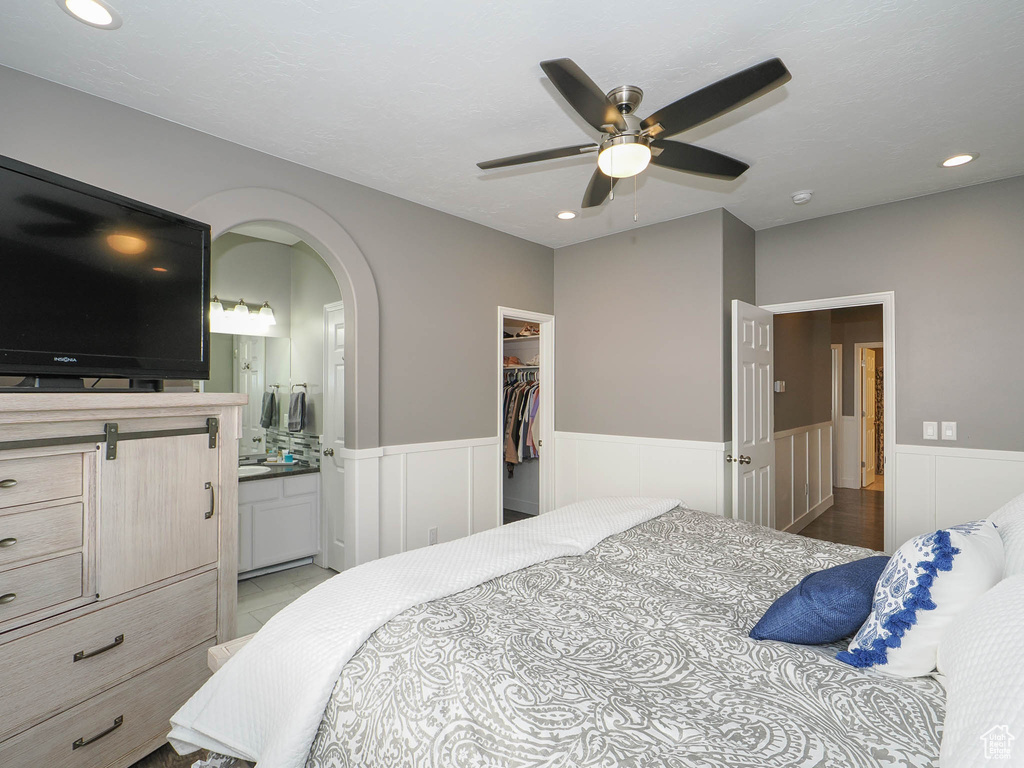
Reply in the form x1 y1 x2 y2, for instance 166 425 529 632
236 562 336 636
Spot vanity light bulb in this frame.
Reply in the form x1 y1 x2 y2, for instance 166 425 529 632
234 300 250 317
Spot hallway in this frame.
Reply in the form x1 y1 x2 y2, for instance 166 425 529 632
800 486 884 551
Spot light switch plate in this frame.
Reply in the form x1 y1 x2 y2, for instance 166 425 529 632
942 421 958 441
923 421 938 440
774 381 786 393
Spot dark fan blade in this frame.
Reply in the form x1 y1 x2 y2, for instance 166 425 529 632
540 58 627 134
641 58 791 138
582 167 619 208
650 140 749 180
478 143 597 170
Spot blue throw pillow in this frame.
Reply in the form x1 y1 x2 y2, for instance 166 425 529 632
749 556 890 644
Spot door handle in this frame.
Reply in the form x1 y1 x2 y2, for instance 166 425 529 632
73 634 124 662
0 479 16 489
726 455 737 463
72 716 123 750
740 455 752 465
252 436 263 443
205 482 215 519
0 593 16 605
725 455 753 465
323 448 335 457
0 537 16 548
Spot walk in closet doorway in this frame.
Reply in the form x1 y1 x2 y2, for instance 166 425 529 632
498 307 554 524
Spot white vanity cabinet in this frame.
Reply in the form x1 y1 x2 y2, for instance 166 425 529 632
238 472 320 574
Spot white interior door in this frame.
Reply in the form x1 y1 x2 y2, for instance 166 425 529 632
861 347 877 487
322 302 346 570
731 300 775 526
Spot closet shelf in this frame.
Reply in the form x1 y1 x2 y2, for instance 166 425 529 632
503 335 539 343
503 365 538 370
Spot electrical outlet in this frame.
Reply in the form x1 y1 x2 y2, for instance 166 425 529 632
428 527 438 546
941 421 958 441
923 421 938 440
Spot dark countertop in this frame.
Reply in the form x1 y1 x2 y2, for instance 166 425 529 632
238 460 320 483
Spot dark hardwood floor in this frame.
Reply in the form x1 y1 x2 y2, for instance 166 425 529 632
799 486 884 551
503 508 533 524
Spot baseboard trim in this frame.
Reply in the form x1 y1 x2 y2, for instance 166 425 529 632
786 494 834 534
503 497 539 516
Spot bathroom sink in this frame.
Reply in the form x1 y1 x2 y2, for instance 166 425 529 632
238 465 272 477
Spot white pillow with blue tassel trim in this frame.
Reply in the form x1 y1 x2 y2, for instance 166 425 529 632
837 520 1004 677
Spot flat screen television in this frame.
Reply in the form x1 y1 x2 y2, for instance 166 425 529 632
0 155 211 385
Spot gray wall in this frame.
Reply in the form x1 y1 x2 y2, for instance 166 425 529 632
774 310 832 432
757 175 1024 450
0 66 553 446
830 305 883 416
554 209 754 443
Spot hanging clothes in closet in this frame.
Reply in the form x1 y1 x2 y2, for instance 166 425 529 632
503 369 539 478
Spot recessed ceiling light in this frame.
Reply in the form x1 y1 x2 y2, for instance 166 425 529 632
57 0 122 29
152 267 167 273
556 210 577 220
941 153 977 168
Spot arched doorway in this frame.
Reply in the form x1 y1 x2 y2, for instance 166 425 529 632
187 188 379 449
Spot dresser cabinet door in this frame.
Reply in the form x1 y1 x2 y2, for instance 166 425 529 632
99 433 219 597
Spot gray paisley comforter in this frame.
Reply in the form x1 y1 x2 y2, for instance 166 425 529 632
303 508 944 767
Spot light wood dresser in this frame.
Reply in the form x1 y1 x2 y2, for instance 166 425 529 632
0 392 245 768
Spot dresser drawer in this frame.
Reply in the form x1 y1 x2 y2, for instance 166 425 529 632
0 641 213 768
0 453 83 510
0 502 84 569
0 569 217 740
0 553 83 625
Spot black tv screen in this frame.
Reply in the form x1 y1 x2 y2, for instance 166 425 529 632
0 155 211 381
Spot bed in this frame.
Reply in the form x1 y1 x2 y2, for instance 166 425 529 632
172 499 945 768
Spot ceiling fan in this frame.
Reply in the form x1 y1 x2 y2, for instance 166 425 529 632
478 57 791 209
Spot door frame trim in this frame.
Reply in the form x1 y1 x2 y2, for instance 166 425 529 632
761 292 896 552
498 307 555 522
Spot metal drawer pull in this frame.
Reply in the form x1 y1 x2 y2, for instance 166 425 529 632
205 482 215 519
72 715 123 750
0 593 15 605
73 634 124 662
0 537 16 548
0 479 16 489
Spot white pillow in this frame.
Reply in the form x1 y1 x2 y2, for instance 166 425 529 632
837 520 1004 677
939 575 1024 766
989 491 1024 578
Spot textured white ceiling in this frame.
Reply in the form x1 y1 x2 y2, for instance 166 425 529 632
2 0 1023 248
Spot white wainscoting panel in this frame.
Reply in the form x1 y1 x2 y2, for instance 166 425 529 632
838 415 861 488
892 444 1024 547
376 437 502 559
553 432 730 516
774 422 834 533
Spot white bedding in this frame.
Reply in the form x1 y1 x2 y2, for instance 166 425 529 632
168 497 680 767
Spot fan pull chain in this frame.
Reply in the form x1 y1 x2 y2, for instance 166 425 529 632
634 174 638 222
609 151 614 201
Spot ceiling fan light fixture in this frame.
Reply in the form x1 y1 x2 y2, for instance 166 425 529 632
597 136 651 179
556 210 577 220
